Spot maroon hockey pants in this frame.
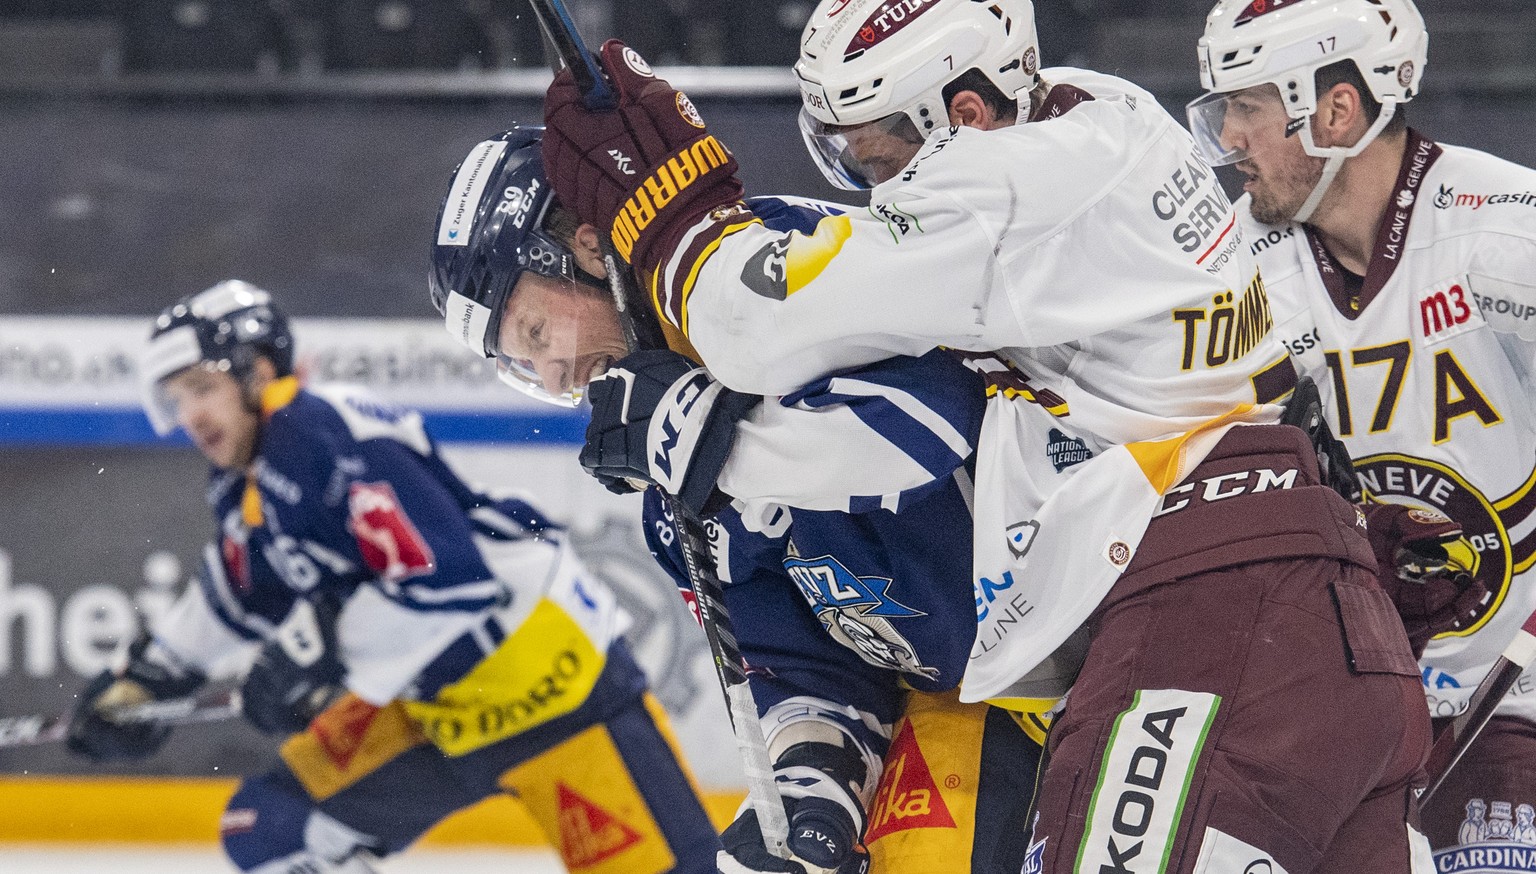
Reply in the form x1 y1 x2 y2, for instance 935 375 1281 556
1028 556 1431 873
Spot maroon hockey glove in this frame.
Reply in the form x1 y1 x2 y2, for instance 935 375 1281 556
1361 501 1490 658
543 40 744 281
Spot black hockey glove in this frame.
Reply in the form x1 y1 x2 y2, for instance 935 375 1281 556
1361 501 1490 659
717 742 871 874
579 349 760 517
241 594 346 735
1281 375 1361 502
66 633 206 762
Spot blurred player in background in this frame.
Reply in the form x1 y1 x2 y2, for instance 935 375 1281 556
66 280 719 874
430 127 1044 874
1189 0 1536 865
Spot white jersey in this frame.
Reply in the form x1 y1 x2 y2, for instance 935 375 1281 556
1250 134 1536 721
660 68 1292 700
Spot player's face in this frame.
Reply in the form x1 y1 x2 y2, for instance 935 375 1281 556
161 364 262 469
495 272 627 403
1217 85 1325 225
839 117 927 187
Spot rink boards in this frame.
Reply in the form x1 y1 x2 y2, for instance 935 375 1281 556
0 316 749 840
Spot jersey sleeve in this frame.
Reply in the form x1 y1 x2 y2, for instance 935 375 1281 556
720 350 985 513
652 134 1026 395
149 545 268 675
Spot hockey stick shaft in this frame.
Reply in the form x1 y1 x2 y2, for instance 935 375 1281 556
523 0 792 858
1421 609 1536 806
0 689 240 749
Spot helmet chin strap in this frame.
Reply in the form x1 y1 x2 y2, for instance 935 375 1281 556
1291 99 1400 225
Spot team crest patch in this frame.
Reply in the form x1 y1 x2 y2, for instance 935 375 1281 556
676 93 705 128
1409 508 1453 525
784 554 938 679
1398 60 1416 89
864 721 957 843
1104 538 1133 569
556 782 643 868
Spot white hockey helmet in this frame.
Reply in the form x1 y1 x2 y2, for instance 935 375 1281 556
796 0 1040 189
1187 0 1427 218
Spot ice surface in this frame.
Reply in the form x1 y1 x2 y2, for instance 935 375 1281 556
0 844 565 873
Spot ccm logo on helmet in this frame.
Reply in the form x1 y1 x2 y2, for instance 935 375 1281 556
611 136 731 260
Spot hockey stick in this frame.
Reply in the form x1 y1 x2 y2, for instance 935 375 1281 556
0 689 240 750
524 0 793 859
1420 609 1536 806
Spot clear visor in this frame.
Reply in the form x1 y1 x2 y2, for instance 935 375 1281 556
142 359 235 436
488 273 626 409
798 107 928 191
1185 88 1265 167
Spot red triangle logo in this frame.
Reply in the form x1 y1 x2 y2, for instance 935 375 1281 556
556 782 644 868
311 697 380 771
864 721 957 843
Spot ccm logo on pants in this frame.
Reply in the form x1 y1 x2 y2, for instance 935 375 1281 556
1076 689 1220 874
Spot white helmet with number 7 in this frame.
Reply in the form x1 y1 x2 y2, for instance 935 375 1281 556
1187 0 1428 220
795 0 1040 189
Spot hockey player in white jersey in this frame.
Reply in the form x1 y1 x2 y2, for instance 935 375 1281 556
537 0 1439 869
1189 0 1536 867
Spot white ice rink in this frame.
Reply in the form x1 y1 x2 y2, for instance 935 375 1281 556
0 845 565 873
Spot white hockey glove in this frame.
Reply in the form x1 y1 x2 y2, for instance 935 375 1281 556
580 349 759 516
718 740 872 874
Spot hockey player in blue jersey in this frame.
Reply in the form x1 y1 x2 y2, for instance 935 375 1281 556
66 280 720 874
429 127 1044 874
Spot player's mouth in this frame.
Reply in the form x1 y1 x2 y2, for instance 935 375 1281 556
193 429 223 455
1235 162 1261 192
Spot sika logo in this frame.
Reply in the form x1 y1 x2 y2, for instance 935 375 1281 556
556 783 643 867
865 721 957 843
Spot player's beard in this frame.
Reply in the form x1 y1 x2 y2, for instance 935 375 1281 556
1246 151 1327 226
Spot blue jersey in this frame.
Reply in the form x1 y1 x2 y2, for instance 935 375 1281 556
157 377 627 754
644 349 986 753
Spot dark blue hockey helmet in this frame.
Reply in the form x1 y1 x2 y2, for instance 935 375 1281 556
140 279 294 434
430 126 617 407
